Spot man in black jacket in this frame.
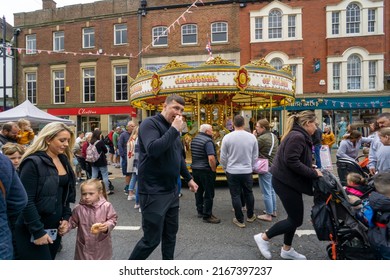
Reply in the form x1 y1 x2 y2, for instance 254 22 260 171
0 122 19 149
129 95 198 260
190 123 220 223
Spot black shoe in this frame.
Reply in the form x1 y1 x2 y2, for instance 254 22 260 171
107 190 114 195
197 213 203 218
203 214 221 224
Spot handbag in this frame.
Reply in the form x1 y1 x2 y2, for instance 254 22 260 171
253 133 275 174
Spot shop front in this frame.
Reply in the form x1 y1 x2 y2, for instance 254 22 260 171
47 105 137 134
273 96 390 141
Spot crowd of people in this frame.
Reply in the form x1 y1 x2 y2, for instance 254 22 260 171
1 100 390 260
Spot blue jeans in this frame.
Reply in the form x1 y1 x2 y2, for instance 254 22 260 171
91 165 109 192
314 144 322 168
129 172 137 192
258 172 277 215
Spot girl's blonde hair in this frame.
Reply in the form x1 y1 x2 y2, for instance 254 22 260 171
378 127 390 137
281 110 317 141
346 172 366 185
17 118 31 128
1 142 25 156
130 125 139 140
80 179 107 200
21 122 75 161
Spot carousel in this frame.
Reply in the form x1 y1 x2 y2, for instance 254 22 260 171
130 56 296 179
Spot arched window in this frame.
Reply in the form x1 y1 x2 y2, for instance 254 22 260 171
268 9 282 39
182 24 197 45
211 22 228 43
346 3 360 34
347 55 361 90
270 58 283 70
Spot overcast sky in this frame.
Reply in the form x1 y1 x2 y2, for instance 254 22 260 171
2 0 98 26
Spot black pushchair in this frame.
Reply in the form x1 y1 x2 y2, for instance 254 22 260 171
336 157 369 186
311 169 378 260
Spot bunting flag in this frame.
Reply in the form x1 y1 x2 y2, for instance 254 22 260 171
7 0 204 59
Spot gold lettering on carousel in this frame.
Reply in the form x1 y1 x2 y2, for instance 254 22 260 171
175 74 219 84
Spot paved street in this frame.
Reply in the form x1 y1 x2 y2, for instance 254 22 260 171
56 159 333 260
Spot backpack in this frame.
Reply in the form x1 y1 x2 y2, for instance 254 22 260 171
103 135 113 146
85 141 101 163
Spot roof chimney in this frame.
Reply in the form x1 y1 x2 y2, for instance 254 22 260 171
42 0 57 10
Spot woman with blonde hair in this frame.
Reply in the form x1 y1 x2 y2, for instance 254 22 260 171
14 122 76 259
127 125 139 200
253 118 279 221
254 110 323 260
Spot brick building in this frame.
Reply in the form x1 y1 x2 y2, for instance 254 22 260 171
12 0 390 136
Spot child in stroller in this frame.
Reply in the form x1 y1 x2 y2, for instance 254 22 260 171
336 156 369 186
367 171 390 259
344 172 371 207
311 169 379 259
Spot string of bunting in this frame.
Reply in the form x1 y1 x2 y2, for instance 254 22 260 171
6 0 204 59
297 98 389 108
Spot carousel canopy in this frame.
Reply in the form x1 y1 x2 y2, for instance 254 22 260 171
130 56 295 111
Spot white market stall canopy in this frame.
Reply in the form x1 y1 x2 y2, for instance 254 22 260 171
0 100 75 127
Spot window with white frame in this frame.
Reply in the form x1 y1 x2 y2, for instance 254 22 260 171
83 27 95 48
368 61 376 89
255 17 263 40
114 24 127 45
333 63 341 90
332 12 340 35
250 2 302 43
288 15 296 38
269 10 282 39
152 26 168 46
53 70 65 104
368 9 376 33
326 0 383 38
182 24 197 45
83 68 95 102
347 55 361 90
114 65 128 101
53 31 64 52
26 34 36 54
328 48 383 93
265 52 303 94
26 73 37 104
346 3 360 34
211 22 228 43
270 58 283 70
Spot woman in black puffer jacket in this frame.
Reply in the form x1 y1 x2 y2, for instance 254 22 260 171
254 110 323 260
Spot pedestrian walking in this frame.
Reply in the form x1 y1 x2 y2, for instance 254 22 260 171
129 95 198 260
191 123 220 223
220 115 258 228
254 110 322 260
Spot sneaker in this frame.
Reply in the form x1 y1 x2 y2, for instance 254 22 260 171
107 190 114 195
254 233 272 259
232 218 245 228
247 215 257 223
203 214 221 224
127 195 136 201
134 204 140 209
280 247 307 260
138 208 141 213
178 193 183 198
